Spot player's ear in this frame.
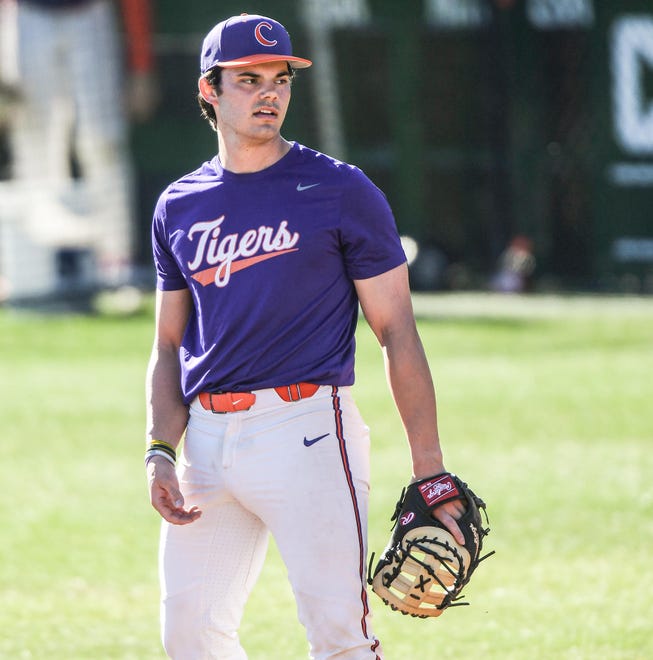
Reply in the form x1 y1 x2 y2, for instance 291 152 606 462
198 76 218 103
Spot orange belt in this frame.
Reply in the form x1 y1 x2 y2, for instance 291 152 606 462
199 382 320 413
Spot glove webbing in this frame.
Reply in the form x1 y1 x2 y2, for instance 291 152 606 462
367 536 470 616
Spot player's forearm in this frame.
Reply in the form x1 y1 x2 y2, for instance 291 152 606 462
146 345 189 448
383 329 446 480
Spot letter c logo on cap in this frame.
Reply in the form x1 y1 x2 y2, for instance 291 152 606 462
255 21 278 47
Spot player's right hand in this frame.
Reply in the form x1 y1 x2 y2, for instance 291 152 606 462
146 457 202 525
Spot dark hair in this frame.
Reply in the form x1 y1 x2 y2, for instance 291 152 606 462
198 63 297 131
198 67 224 131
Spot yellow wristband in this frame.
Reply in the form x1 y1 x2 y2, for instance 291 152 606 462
147 439 176 451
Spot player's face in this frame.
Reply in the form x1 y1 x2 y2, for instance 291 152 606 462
215 62 292 144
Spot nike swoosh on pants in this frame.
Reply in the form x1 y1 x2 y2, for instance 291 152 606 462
303 433 330 447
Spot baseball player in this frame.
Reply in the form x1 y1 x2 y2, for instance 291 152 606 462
145 13 465 659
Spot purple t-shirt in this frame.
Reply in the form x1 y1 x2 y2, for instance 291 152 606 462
152 142 406 403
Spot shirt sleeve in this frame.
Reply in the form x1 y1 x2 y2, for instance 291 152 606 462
339 167 407 280
152 191 188 291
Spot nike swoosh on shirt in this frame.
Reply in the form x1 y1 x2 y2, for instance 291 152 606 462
296 182 320 192
303 433 330 447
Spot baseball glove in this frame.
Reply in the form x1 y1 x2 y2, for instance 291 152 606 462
368 472 492 618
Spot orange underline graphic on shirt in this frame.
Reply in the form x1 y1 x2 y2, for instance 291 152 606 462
191 249 299 287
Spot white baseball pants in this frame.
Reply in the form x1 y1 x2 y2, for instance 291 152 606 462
159 386 382 660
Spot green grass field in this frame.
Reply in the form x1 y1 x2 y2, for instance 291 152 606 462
1 293 651 659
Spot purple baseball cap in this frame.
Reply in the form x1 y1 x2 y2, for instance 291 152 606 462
200 13 312 74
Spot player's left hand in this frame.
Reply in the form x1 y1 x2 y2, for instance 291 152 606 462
411 470 466 544
147 456 202 525
368 472 493 618
432 498 466 545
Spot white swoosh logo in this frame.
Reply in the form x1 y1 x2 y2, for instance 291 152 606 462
296 182 320 192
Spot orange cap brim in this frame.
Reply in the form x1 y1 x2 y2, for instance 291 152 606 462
215 53 312 69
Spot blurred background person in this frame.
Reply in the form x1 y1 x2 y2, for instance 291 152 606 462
0 0 157 304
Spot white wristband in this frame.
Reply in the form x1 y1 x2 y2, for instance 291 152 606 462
145 448 176 467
